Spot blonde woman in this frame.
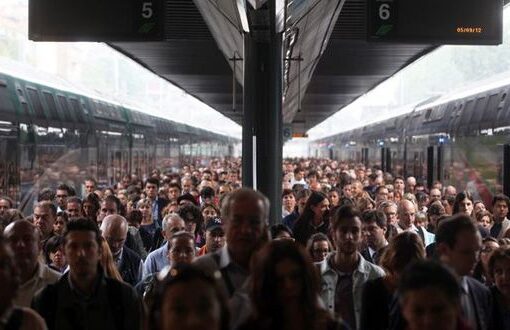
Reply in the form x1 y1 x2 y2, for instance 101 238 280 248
100 237 123 282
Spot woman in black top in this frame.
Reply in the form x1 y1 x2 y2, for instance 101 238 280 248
488 247 510 329
360 232 425 330
238 240 347 330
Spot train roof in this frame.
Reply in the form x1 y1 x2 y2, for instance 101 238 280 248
0 59 237 142
314 72 510 143
0 58 124 105
416 72 510 111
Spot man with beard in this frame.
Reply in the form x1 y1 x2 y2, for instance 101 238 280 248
33 218 142 330
320 205 385 330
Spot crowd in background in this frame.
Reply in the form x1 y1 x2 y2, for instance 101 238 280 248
0 157 508 330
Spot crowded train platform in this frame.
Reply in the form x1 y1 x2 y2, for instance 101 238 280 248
1 0 510 329
0 159 508 330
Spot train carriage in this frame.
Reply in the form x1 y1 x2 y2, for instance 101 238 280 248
313 75 510 206
0 68 237 214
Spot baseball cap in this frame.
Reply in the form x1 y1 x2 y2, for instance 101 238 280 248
205 217 224 232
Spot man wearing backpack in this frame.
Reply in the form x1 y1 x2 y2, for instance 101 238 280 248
32 218 142 330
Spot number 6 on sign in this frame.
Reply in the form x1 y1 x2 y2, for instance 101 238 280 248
379 3 390 20
142 2 153 19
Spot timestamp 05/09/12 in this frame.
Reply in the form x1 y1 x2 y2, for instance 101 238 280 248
456 27 483 34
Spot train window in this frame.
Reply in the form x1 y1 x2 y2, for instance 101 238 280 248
57 95 74 122
100 102 107 116
69 98 83 122
481 93 499 123
498 93 507 111
0 81 15 113
42 92 59 120
458 101 472 125
106 104 114 119
26 87 46 119
450 106 456 118
472 97 487 123
457 103 464 116
425 109 432 120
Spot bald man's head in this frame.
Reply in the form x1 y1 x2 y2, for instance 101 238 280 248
100 215 128 256
4 220 41 277
398 199 417 230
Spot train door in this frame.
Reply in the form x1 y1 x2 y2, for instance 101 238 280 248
413 151 426 182
427 146 434 189
18 124 36 213
426 143 448 189
361 148 369 167
0 124 19 203
380 148 392 173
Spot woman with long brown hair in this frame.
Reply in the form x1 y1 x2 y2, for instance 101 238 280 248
238 240 347 330
360 231 426 330
293 192 330 245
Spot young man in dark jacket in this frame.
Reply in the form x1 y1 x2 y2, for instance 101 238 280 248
33 218 142 330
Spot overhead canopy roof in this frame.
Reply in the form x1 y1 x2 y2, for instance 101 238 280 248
111 0 435 134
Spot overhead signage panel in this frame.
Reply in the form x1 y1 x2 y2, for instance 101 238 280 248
368 0 503 45
29 0 164 41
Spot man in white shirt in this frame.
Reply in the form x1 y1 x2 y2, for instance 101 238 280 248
396 199 435 246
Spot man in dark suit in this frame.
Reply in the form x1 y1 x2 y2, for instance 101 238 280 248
145 178 169 228
436 214 493 330
360 210 388 265
101 215 142 286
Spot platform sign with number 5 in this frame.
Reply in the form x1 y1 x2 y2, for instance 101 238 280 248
29 0 164 41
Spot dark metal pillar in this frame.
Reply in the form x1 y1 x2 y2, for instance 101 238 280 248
427 146 434 190
381 148 386 172
504 144 510 197
437 145 443 182
386 148 392 174
242 4 283 224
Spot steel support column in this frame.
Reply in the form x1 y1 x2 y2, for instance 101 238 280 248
504 144 510 197
241 5 283 224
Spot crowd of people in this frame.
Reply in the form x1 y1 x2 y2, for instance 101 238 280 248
0 158 508 330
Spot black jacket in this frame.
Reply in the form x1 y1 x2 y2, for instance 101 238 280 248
360 277 393 330
490 285 510 330
360 246 387 265
32 270 142 330
154 197 169 227
389 276 494 330
293 217 330 246
118 246 142 286
465 276 493 330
